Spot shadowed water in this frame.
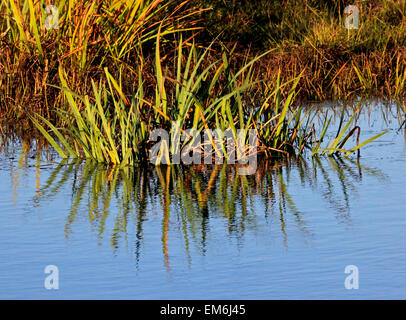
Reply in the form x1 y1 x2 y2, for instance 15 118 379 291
0 100 405 299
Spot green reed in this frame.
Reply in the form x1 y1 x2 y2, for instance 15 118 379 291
29 35 389 165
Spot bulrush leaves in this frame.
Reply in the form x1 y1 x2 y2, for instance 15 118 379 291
30 41 388 165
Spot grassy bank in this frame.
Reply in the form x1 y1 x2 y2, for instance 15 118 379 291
0 0 400 163
1 1 405 119
0 0 204 121
192 0 406 100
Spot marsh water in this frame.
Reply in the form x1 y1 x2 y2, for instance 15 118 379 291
1 100 405 299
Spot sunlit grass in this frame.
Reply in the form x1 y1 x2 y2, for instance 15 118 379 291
29 37 388 165
0 0 202 118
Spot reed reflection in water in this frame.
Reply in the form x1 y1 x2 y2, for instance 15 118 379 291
28 155 386 271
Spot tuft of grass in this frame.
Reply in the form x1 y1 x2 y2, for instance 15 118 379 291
311 105 390 157
29 37 388 165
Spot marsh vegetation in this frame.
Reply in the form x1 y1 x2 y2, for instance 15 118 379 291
2 1 403 164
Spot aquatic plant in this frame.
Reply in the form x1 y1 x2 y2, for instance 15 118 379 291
29 36 388 165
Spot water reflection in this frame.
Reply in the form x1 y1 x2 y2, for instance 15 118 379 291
1 100 400 272
0 100 400 268
26 155 386 270
2 100 406 298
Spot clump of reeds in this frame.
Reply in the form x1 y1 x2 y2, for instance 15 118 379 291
29 36 388 165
